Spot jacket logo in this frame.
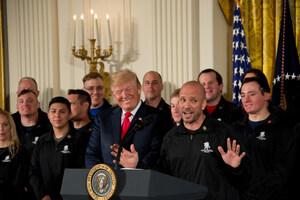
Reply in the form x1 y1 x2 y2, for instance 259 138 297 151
2 155 11 163
256 131 266 141
201 142 213 153
32 136 39 144
61 145 71 154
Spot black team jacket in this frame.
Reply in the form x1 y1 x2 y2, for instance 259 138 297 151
29 128 88 200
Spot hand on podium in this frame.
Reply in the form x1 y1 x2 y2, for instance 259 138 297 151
111 144 139 168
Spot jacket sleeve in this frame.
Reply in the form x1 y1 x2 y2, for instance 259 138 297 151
9 148 28 198
85 115 103 169
156 129 174 175
221 125 251 188
138 130 161 169
29 141 47 199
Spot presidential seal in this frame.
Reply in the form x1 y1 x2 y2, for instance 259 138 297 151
87 164 117 200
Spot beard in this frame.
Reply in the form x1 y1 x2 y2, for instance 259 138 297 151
206 93 219 103
182 109 202 124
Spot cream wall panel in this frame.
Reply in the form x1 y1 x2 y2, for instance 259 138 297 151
57 0 80 95
200 1 214 70
58 0 203 104
7 0 57 112
213 0 228 96
199 0 228 95
57 0 156 103
152 0 200 103
6 0 19 108
6 0 229 112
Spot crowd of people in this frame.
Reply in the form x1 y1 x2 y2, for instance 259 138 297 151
0 68 299 200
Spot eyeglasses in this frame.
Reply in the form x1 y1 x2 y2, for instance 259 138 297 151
113 86 133 95
84 86 104 92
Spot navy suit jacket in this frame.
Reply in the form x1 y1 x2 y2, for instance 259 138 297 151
85 102 173 169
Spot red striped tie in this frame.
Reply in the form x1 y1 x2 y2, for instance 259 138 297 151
121 112 132 139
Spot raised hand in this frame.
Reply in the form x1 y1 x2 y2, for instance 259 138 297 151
218 138 245 168
111 144 139 168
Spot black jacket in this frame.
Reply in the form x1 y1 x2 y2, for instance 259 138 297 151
157 98 171 115
12 109 51 200
74 121 93 168
158 116 238 200
227 111 294 200
12 109 52 160
289 123 300 199
0 146 28 200
29 128 87 200
204 96 244 124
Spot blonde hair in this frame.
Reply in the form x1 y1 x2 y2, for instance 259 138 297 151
110 69 141 91
171 88 180 98
0 110 20 158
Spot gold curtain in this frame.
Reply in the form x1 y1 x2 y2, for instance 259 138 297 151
219 0 300 92
0 0 5 109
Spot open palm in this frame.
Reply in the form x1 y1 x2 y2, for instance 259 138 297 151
218 138 245 168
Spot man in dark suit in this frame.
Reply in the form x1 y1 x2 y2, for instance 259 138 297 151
85 69 173 169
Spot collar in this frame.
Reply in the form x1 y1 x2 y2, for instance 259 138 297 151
214 95 226 109
179 114 211 134
44 128 76 142
122 100 142 116
157 98 165 107
238 113 274 127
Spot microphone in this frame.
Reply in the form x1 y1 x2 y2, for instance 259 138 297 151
128 115 153 135
114 115 153 169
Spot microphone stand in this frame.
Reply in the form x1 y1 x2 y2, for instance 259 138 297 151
114 116 153 170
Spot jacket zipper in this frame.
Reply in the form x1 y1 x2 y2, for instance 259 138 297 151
189 134 193 181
